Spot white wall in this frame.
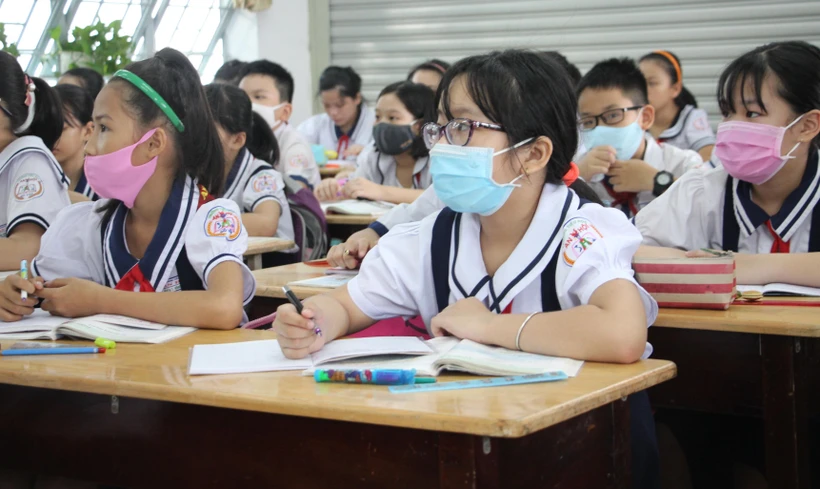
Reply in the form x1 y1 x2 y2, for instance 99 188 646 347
225 1 314 126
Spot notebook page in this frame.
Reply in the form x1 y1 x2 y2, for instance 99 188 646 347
288 275 354 288
0 309 66 333
309 336 434 366
737 284 820 297
81 314 168 330
438 339 584 377
189 340 312 375
321 200 395 216
59 320 195 344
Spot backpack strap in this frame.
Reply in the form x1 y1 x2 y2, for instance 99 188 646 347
431 208 458 314
722 176 740 252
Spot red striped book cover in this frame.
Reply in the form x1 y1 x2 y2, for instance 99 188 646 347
632 256 736 310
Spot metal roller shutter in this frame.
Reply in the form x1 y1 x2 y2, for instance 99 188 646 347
329 0 820 126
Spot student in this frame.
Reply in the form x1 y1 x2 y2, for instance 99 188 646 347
315 81 435 204
205 83 294 241
639 50 715 161
297 66 375 160
576 57 703 217
214 59 248 86
542 51 582 86
57 67 104 100
0 48 255 327
0 51 69 273
240 60 321 189
637 40 820 289
407 59 450 91
53 84 96 202
275 50 660 489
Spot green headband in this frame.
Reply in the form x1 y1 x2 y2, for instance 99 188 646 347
113 69 185 133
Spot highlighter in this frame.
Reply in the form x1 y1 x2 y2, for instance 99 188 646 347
314 368 418 385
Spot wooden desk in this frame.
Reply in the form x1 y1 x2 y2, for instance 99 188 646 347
253 262 330 299
649 304 820 489
325 213 379 226
0 330 676 488
320 166 343 177
243 237 295 270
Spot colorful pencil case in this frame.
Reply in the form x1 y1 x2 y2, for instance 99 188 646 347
633 256 736 310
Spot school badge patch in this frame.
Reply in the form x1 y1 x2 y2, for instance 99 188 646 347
288 153 309 169
562 217 603 266
252 172 277 193
13 173 44 201
204 206 242 241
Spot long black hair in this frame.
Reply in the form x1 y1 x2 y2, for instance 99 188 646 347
54 84 93 128
438 50 600 203
377 81 435 159
62 67 105 100
205 83 280 165
407 59 450 80
718 40 820 149
99 48 225 224
318 66 363 104
640 50 698 109
0 51 63 150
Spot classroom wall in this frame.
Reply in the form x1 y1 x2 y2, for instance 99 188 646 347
224 1 314 126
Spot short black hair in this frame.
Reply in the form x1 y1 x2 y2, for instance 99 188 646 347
576 57 649 106
205 83 279 166
241 60 295 103
62 67 104 99
54 84 93 128
541 51 581 86
407 59 451 79
378 81 436 159
214 59 248 86
318 66 362 99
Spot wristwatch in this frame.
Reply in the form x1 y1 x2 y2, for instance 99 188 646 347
653 171 673 197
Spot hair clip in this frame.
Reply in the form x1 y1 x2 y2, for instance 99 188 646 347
23 75 35 107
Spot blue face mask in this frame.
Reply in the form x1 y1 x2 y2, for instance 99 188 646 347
429 139 533 216
580 114 644 161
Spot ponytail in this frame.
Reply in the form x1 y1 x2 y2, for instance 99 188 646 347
0 52 63 150
247 111 279 164
24 77 64 149
639 50 699 109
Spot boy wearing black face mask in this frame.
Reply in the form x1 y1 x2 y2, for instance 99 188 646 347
314 81 435 204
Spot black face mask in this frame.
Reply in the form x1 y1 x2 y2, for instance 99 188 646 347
373 122 416 155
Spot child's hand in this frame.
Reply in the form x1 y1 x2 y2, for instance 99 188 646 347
430 297 495 343
327 228 379 269
37 278 107 318
273 303 325 359
343 144 365 158
607 159 658 193
0 274 44 321
314 178 341 202
343 178 384 201
578 146 616 181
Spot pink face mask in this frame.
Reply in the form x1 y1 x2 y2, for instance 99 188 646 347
84 129 159 208
714 115 804 185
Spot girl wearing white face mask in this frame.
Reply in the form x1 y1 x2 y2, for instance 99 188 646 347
274 50 662 489
240 60 321 189
636 41 820 288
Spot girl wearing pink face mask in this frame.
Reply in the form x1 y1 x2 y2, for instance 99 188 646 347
0 48 256 329
636 41 820 289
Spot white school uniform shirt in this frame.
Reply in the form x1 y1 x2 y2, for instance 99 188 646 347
636 151 820 253
0 136 70 238
297 104 376 160
223 148 295 244
369 185 444 236
588 134 704 215
656 105 716 153
273 123 321 189
32 176 256 309
349 143 432 189
349 183 657 358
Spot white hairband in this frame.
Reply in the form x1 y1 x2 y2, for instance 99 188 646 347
14 89 35 134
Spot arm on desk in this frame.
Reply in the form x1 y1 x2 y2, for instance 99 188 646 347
734 252 820 287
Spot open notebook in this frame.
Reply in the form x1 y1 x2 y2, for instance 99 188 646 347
0 310 195 343
320 200 395 216
188 336 434 375
736 284 820 297
304 337 585 378
287 275 354 289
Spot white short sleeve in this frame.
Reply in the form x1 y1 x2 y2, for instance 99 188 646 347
281 142 321 188
31 201 104 283
685 108 716 151
348 147 381 182
556 205 658 325
296 115 321 145
371 186 444 236
243 167 286 214
347 220 426 320
185 198 256 305
5 153 70 234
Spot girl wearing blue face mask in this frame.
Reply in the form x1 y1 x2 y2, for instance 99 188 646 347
273 50 662 489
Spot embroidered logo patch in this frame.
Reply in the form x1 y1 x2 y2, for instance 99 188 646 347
693 115 709 131
562 217 603 266
204 206 242 241
288 153 309 169
13 173 44 201
252 172 277 193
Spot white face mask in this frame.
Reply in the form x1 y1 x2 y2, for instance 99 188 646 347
252 102 287 129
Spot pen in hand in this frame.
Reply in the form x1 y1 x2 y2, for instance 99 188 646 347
20 260 28 302
282 285 322 336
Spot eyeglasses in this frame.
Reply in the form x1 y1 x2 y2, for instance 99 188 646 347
578 106 643 131
422 118 505 149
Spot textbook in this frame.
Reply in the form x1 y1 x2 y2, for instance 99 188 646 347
188 336 434 375
320 200 395 216
736 283 820 297
633 255 736 310
0 310 195 344
304 337 585 378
